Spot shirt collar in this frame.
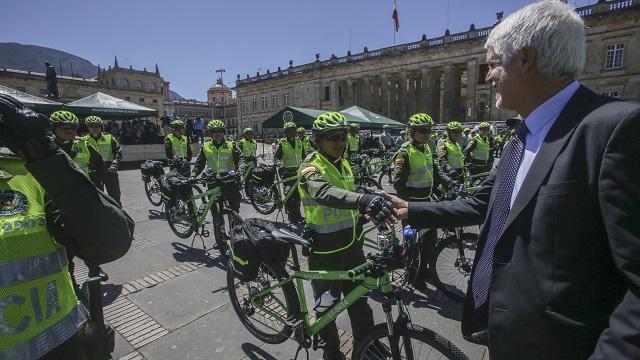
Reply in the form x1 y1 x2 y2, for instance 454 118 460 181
523 81 579 136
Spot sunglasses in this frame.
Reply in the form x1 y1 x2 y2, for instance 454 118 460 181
323 134 347 142
58 126 77 131
414 128 432 134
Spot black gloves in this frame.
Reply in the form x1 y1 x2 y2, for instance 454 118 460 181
0 94 58 161
358 194 394 224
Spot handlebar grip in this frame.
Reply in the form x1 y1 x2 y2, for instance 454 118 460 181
347 261 373 278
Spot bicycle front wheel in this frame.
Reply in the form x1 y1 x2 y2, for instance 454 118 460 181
430 234 476 302
144 177 162 206
249 181 277 215
353 322 470 360
213 207 243 251
165 197 195 238
227 260 299 344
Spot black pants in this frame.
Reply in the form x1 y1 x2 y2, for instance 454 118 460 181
308 245 374 358
282 171 303 223
103 170 121 206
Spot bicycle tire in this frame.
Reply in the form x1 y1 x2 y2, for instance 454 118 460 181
144 177 162 206
213 207 243 252
165 197 195 238
377 168 393 188
352 322 470 360
227 260 299 344
430 234 476 302
249 181 278 215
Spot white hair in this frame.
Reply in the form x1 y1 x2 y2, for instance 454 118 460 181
485 0 585 81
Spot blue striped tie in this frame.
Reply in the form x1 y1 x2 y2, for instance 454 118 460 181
472 122 529 308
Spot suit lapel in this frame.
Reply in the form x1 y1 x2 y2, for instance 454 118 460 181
499 86 594 237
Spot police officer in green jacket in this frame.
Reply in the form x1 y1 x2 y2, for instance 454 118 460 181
436 121 466 191
464 121 493 176
298 112 395 360
164 119 192 176
238 127 257 161
298 126 315 154
192 120 240 250
345 123 362 161
392 113 442 289
49 111 106 188
0 94 133 360
82 115 123 205
274 121 305 223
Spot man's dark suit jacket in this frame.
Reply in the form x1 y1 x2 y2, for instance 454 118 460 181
407 85 640 359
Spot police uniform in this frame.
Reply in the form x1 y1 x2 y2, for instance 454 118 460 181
392 140 441 281
300 135 315 155
345 133 362 160
436 138 465 190
298 150 374 358
164 133 192 176
274 137 304 223
238 138 257 160
464 134 493 175
0 149 132 360
82 132 123 205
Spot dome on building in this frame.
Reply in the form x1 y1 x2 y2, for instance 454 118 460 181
208 78 230 92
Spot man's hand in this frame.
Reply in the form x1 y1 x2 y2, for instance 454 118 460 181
380 192 409 220
0 94 58 161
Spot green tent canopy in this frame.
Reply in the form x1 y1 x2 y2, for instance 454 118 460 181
66 92 157 119
262 106 402 129
340 106 406 128
0 83 64 113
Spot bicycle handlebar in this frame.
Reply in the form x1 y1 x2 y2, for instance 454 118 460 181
347 261 374 278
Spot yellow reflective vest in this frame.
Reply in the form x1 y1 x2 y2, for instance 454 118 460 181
444 140 464 170
279 139 302 168
83 134 113 162
239 139 257 158
166 134 188 158
405 143 434 199
202 140 234 173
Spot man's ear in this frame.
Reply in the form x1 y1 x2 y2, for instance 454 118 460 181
521 46 537 73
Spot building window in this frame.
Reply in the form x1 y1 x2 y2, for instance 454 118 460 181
241 100 247 111
605 43 624 70
324 86 330 101
124 96 131 101
139 98 145 102
478 64 489 84
251 98 257 110
153 99 158 103
271 94 278 108
149 82 157 91
261 96 267 110
111 78 115 86
120 78 130 87
601 91 619 98
16 86 25 92
39 88 47 95
284 92 289 106
136 80 144 89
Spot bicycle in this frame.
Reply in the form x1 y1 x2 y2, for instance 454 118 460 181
351 152 382 191
141 160 165 206
248 165 299 217
239 154 266 199
164 171 243 251
227 219 470 360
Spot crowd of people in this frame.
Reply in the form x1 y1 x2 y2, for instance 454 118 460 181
2 1 639 360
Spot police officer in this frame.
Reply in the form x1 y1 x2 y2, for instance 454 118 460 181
298 112 394 360
49 111 106 188
298 126 315 154
0 94 133 360
464 121 493 175
192 119 241 250
238 127 257 160
392 113 442 289
437 121 466 191
274 121 305 223
345 123 362 160
82 115 123 205
164 119 192 176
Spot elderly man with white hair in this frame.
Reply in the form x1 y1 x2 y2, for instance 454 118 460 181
383 1 640 359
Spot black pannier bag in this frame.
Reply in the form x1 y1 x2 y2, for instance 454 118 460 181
140 160 164 180
160 171 191 203
229 225 260 282
244 218 290 264
249 163 275 185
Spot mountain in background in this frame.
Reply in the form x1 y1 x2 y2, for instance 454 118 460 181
0 42 99 78
0 42 188 100
169 90 185 101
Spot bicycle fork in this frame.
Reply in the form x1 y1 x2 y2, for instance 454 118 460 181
383 292 413 360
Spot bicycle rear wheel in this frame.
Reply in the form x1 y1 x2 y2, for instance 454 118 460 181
430 234 476 302
353 322 470 360
144 177 162 206
227 260 299 344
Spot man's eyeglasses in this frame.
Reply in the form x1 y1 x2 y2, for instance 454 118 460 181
58 126 77 132
414 128 431 134
323 134 347 142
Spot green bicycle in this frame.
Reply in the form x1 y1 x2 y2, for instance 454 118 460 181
227 219 470 360
164 171 243 250
248 165 299 216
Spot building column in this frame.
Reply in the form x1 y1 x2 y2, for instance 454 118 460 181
345 79 354 107
381 74 389 117
431 69 442 123
362 77 370 110
398 71 408 122
442 64 461 122
330 80 339 110
466 58 478 121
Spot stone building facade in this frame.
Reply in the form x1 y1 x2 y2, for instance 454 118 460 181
0 56 165 114
164 99 239 136
235 0 640 133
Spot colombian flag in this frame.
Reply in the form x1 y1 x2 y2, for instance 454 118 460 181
392 0 400 32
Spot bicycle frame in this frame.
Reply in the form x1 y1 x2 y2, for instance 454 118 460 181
270 167 299 207
186 185 224 230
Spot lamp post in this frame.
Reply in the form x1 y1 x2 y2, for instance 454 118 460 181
215 68 227 133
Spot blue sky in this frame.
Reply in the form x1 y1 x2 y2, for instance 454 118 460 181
1 0 596 100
